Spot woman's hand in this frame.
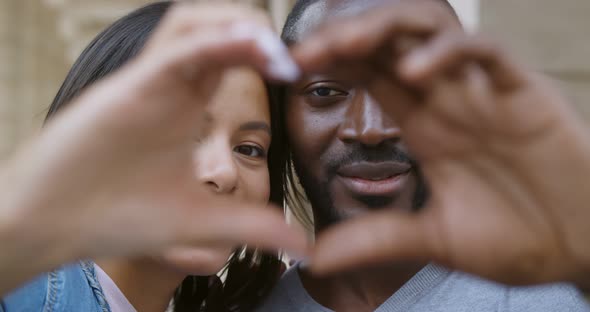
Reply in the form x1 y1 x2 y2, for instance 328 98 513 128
0 3 306 295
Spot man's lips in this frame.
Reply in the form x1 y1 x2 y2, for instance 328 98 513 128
336 161 411 196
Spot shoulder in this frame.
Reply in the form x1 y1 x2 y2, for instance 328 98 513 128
1 262 105 312
1 270 51 311
431 271 590 312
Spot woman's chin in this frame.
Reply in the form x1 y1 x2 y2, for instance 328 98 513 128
159 247 233 276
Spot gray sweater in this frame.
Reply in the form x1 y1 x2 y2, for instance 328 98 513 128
256 263 590 312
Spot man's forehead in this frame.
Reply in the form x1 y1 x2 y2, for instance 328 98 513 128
291 1 327 42
325 0 399 16
293 0 402 41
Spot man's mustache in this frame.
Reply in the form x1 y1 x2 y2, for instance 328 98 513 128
325 142 417 179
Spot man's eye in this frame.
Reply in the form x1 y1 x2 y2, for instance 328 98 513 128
234 145 266 159
309 87 347 97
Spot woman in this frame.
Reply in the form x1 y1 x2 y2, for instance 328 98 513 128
2 2 290 311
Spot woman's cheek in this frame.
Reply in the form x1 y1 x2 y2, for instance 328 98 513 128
244 168 271 204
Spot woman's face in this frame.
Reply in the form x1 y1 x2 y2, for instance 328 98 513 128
160 68 271 275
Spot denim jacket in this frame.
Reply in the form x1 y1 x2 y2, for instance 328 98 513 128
1 261 110 312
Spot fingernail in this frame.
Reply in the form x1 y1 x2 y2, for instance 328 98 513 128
229 23 300 82
256 29 301 82
228 22 257 40
266 57 301 82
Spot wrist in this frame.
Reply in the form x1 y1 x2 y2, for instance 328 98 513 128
0 157 82 283
0 203 81 295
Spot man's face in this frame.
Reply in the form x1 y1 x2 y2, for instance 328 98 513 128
286 0 429 232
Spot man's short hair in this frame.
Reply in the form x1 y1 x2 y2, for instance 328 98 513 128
282 0 321 45
281 0 458 45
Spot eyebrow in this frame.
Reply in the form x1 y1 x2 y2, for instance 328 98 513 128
239 121 271 136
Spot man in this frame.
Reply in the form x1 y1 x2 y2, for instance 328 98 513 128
256 0 590 311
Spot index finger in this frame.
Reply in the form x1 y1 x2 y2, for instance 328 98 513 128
174 203 310 258
292 0 461 74
309 210 440 275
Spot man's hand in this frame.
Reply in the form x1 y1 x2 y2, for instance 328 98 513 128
0 3 306 295
294 0 590 288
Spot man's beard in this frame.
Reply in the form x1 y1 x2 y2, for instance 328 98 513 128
292 142 429 232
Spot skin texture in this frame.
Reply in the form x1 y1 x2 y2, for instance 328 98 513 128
290 0 590 290
0 4 308 297
96 67 273 312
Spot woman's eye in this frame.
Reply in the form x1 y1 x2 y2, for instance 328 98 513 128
234 145 266 159
309 87 347 97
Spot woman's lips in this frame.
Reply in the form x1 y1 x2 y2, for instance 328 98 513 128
336 161 411 196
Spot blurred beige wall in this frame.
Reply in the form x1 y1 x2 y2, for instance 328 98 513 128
0 0 296 160
0 0 588 160
481 0 590 118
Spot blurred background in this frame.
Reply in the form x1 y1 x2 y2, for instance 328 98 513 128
0 0 588 160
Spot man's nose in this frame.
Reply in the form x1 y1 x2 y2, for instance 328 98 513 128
197 142 238 194
337 91 401 146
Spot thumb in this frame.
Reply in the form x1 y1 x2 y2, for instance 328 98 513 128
310 210 439 275
177 203 310 258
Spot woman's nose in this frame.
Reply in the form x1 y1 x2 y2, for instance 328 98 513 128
197 142 238 194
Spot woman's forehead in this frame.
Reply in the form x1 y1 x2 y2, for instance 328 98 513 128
206 68 270 124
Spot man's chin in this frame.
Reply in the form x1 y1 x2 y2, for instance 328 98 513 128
314 202 388 232
353 195 395 209
315 194 420 233
329 193 398 218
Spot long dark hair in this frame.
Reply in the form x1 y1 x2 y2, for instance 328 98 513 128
45 2 284 311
